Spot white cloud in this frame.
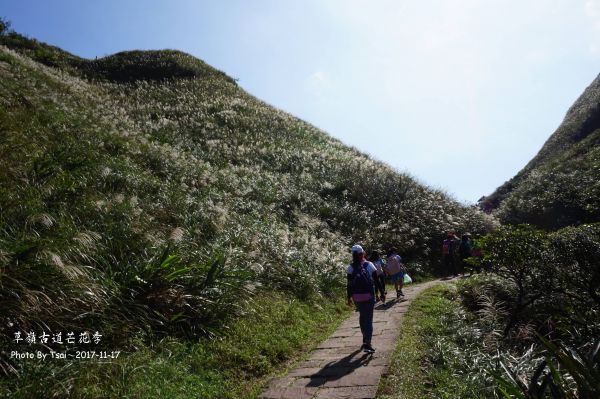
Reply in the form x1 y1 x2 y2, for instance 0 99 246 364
305 70 332 100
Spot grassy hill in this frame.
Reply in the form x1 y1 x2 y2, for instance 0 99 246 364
480 73 600 229
0 27 493 397
467 70 600 397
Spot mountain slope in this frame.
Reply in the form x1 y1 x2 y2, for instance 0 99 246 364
480 73 600 229
0 29 494 391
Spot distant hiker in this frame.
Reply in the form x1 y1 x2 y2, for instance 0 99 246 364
347 244 384 354
442 232 459 277
458 233 473 275
384 247 405 298
369 250 387 303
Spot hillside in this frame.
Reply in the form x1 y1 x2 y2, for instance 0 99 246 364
0 28 494 396
480 73 600 229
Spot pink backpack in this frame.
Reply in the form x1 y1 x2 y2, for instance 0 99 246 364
385 254 403 275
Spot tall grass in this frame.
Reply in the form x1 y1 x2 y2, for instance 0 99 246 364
1 27 493 395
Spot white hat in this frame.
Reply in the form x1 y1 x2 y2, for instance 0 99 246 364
351 244 364 254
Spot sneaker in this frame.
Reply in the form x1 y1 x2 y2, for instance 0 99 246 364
398 289 404 296
396 290 401 299
381 294 386 303
363 344 376 354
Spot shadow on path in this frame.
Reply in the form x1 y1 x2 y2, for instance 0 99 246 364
305 349 373 387
375 297 407 310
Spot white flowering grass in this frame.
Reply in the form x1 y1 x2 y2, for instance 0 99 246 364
1 31 496 397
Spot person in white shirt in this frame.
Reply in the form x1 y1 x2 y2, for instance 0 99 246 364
346 244 384 353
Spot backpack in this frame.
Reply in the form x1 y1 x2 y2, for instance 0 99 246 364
350 262 373 302
385 254 403 275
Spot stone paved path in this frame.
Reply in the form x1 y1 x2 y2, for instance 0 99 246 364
259 280 444 399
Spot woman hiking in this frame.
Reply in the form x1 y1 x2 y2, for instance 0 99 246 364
442 232 459 277
384 247 405 298
347 244 384 353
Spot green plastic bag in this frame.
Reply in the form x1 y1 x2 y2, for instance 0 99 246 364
403 274 412 284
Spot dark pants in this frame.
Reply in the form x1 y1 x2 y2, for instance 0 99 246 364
377 274 386 297
356 299 375 344
444 254 457 276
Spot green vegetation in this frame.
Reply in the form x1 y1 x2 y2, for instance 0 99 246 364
7 18 597 399
4 293 350 398
381 223 600 398
0 20 600 398
491 129 600 229
495 333 600 399
378 284 492 399
83 50 238 84
468 225 600 398
481 73 600 230
469 224 600 342
0 25 492 396
473 68 600 394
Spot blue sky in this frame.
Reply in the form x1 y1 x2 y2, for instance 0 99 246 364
3 0 600 203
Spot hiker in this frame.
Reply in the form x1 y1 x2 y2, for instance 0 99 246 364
347 244 384 354
458 234 473 276
384 247 405 298
369 250 387 303
442 232 459 277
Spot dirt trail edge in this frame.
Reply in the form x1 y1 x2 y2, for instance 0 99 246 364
259 279 444 399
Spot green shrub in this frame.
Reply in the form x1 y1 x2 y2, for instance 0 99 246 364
457 224 600 397
475 225 559 337
496 334 600 399
0 17 10 36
